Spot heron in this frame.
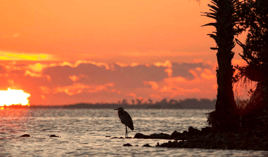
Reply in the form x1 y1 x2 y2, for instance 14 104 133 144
114 107 134 138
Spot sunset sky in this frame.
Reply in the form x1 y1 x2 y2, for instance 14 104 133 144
0 0 247 105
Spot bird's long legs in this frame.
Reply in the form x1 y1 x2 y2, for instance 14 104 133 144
125 125 128 138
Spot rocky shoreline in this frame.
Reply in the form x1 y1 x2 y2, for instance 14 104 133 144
133 126 268 150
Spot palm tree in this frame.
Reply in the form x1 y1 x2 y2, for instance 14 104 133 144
203 0 242 130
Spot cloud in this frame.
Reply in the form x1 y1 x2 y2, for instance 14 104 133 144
172 62 212 79
0 65 6 74
28 63 48 72
0 60 218 105
126 93 137 98
39 86 51 94
149 94 162 99
53 83 116 96
159 85 200 97
24 70 42 77
164 76 188 83
201 69 216 80
69 74 88 82
154 60 172 68
115 62 128 67
41 61 168 88
143 81 159 90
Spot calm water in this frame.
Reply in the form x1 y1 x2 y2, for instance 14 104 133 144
0 109 267 157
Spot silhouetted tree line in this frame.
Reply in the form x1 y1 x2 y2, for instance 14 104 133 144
1 104 30 109
27 98 215 109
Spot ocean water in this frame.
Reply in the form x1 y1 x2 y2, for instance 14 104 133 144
0 108 267 157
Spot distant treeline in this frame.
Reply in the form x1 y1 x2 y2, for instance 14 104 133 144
28 98 216 109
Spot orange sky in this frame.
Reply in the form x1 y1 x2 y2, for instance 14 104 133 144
0 0 247 105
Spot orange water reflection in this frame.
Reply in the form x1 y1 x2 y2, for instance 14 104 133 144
0 109 31 136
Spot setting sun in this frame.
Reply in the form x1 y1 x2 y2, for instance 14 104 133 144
0 88 30 106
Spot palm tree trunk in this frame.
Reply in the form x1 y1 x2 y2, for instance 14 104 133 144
203 0 239 130
216 50 236 113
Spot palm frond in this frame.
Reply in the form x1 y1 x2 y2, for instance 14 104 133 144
202 22 217 27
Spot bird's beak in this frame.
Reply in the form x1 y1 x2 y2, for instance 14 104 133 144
114 108 119 110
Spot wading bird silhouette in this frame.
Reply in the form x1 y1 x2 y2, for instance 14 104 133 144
114 107 134 138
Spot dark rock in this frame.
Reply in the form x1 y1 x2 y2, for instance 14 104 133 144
153 124 268 151
143 144 152 147
175 136 188 140
188 126 201 135
135 132 172 139
204 133 213 140
171 131 182 139
123 143 132 146
188 126 194 132
111 136 124 139
182 131 188 136
111 137 124 139
174 131 189 140
134 133 150 139
149 133 171 139
20 134 30 137
171 131 177 137
50 134 59 137
158 125 268 151
201 127 211 135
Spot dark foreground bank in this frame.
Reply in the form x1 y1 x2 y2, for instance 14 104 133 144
133 126 268 150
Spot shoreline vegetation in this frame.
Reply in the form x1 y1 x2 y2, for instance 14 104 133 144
1 98 215 109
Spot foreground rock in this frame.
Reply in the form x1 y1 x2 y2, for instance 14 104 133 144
156 126 268 150
20 134 30 137
134 126 211 140
134 133 171 139
111 137 125 139
49 134 59 137
143 144 152 147
123 143 132 146
134 126 268 150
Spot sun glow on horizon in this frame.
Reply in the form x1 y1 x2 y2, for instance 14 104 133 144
0 51 54 61
0 88 30 106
